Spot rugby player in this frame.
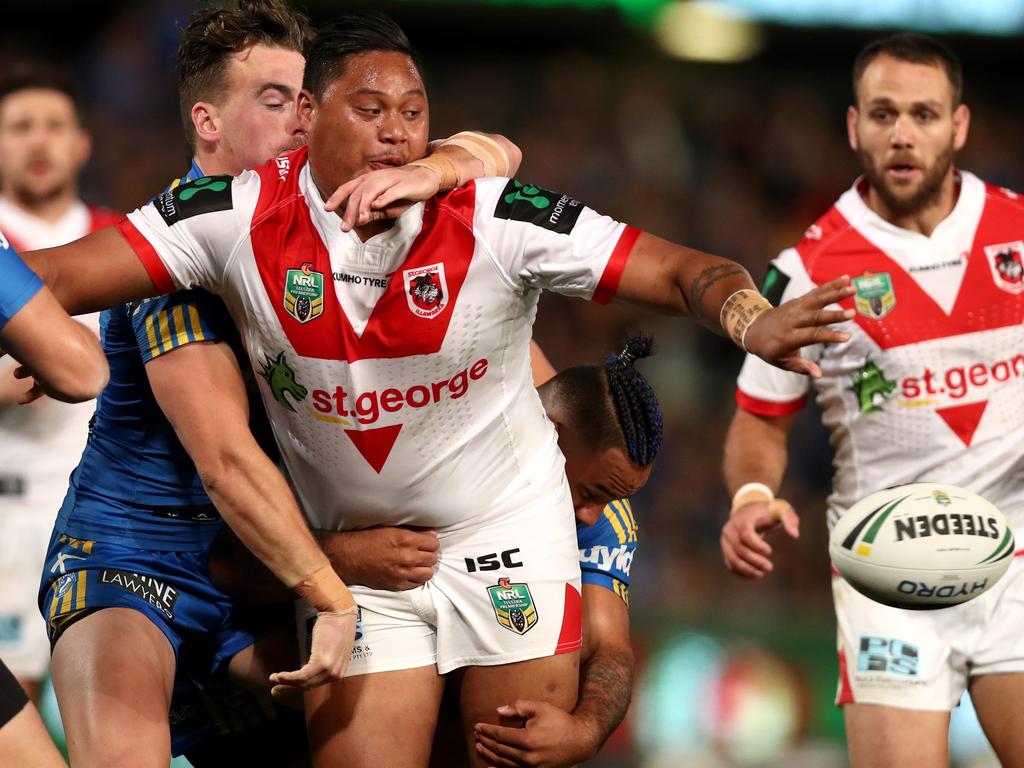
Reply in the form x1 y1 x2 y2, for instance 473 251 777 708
24 11 854 766
32 3 520 766
0 68 120 702
721 33 1024 768
0 237 102 768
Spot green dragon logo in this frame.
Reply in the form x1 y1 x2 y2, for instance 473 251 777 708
503 180 550 210
258 351 308 412
851 361 897 413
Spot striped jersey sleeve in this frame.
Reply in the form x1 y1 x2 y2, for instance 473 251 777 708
130 289 228 363
577 498 638 605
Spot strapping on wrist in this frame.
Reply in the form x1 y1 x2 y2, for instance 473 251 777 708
292 564 357 614
730 482 774 516
720 289 772 351
441 132 512 177
408 153 461 191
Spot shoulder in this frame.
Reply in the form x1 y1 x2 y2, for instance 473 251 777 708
982 178 1024 217
87 204 123 232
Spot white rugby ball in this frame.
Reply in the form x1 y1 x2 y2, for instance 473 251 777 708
829 483 1014 610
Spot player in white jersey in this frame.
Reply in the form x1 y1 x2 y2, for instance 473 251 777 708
23 12 853 766
720 34 1024 768
0 68 120 702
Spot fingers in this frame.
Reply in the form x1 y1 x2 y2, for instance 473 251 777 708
803 308 855 327
721 536 767 579
475 740 522 768
475 722 531 749
801 276 855 308
475 732 529 767
771 499 800 539
17 382 44 404
324 178 360 213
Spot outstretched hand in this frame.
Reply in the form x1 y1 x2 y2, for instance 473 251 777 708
268 606 357 697
743 277 856 376
325 165 442 232
720 499 800 579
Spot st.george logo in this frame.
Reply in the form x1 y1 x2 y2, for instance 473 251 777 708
403 263 449 319
284 262 325 323
984 241 1024 294
258 351 308 412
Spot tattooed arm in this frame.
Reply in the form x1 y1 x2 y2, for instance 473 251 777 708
612 232 854 374
473 585 633 768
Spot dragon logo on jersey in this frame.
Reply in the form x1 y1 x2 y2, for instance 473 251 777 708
487 577 538 635
851 361 897 413
258 351 308 412
984 241 1024 294
403 263 449 318
852 272 895 319
284 263 325 323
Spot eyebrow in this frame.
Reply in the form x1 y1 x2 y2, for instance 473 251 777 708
351 87 426 98
866 97 943 111
256 83 295 99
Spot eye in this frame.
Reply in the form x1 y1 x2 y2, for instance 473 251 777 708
870 109 893 122
403 109 422 119
916 110 936 123
357 107 382 116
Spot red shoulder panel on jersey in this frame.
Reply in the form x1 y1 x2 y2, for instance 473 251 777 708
735 388 806 417
593 225 642 305
115 217 175 295
249 150 478 363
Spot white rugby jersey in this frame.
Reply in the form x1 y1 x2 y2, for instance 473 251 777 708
121 147 640 531
0 199 120 515
736 172 1024 531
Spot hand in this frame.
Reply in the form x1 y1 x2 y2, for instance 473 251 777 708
325 165 442 233
321 526 439 591
743 277 856 377
268 606 356 697
720 499 799 579
13 365 45 404
473 700 600 768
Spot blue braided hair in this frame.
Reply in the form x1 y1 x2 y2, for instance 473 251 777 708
604 335 663 466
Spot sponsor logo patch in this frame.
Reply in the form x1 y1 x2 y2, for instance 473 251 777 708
99 568 180 620
984 241 1024 294
259 352 308 413
857 636 919 676
404 263 448 319
156 175 232 226
493 179 583 235
284 262 325 323
487 577 538 635
852 272 895 319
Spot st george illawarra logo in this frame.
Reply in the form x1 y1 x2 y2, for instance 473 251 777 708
984 241 1024 294
403 263 449 319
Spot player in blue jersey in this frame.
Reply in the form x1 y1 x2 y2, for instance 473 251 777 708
0 236 101 768
33 3 521 765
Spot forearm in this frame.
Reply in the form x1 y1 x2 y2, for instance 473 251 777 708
572 645 635 753
722 409 791 495
419 131 521 189
680 253 759 335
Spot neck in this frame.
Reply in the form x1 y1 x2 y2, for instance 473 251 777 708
309 161 393 241
864 168 959 237
193 146 234 177
2 184 78 225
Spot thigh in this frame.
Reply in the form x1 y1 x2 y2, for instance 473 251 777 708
304 666 445 768
457 651 580 768
51 607 176 768
0 701 67 768
969 672 1024 767
844 703 949 768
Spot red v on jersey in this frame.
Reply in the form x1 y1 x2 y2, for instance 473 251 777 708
798 195 1024 350
250 147 477 364
936 401 988 447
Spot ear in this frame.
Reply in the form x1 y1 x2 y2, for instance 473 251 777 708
73 129 92 170
846 105 859 152
191 102 220 146
298 90 315 132
952 103 970 152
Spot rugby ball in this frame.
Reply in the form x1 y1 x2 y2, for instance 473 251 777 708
829 483 1014 610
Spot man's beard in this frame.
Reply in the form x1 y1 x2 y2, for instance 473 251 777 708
859 143 955 217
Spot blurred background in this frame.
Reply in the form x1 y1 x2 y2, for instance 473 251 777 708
5 0 1024 765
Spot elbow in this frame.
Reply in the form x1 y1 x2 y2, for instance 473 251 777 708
494 135 523 177
41 335 109 403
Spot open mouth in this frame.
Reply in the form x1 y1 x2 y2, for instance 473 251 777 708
886 163 919 180
368 156 403 170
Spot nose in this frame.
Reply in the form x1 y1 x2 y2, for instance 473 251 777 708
378 111 409 146
890 114 913 148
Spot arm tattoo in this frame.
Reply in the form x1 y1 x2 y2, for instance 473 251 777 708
689 263 748 306
573 646 635 750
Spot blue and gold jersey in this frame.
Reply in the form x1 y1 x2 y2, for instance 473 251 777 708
0 234 41 330
577 499 637 605
56 161 267 551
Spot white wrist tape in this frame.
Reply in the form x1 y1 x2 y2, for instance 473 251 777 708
731 482 774 514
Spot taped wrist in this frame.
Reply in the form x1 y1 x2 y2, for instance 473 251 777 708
730 482 773 515
292 564 357 614
440 132 512 177
408 153 461 191
720 289 773 351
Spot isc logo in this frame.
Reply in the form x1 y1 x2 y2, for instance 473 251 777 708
465 548 522 573
857 635 919 676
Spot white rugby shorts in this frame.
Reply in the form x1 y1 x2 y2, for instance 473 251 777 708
298 485 582 676
0 509 54 679
833 554 1024 710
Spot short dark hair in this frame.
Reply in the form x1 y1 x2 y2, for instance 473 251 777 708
0 64 83 124
177 0 311 149
545 336 663 467
853 33 963 106
303 11 424 101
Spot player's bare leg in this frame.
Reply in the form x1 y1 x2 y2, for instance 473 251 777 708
0 702 67 768
50 608 175 768
969 672 1024 766
459 651 580 768
304 665 445 768
844 704 949 768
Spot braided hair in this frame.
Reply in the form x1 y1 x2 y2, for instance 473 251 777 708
542 335 663 467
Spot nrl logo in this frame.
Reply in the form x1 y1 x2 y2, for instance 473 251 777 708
487 577 538 636
258 351 308 412
984 241 1024 294
284 262 325 323
852 271 895 320
403 263 449 319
